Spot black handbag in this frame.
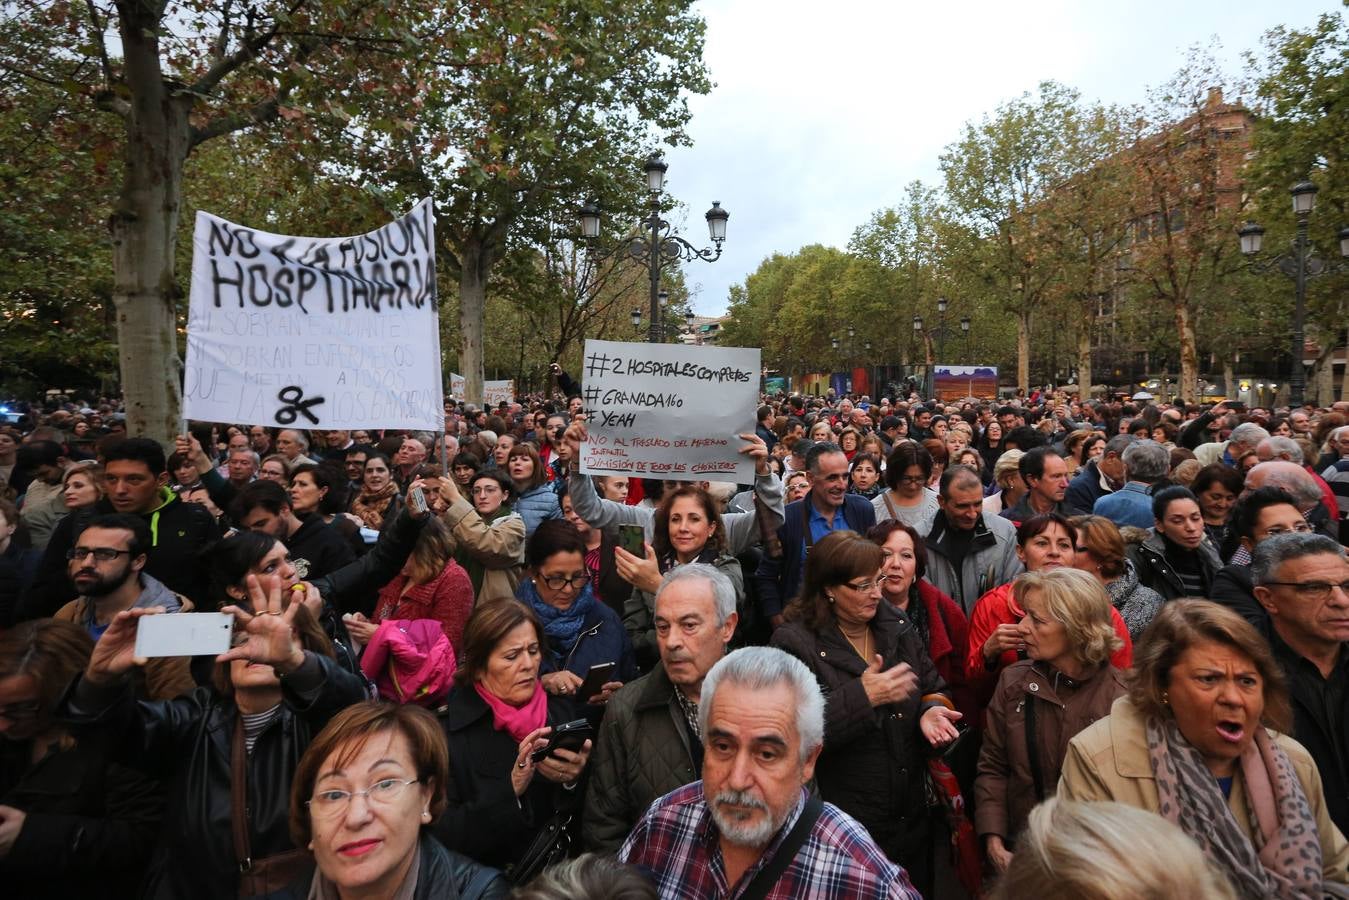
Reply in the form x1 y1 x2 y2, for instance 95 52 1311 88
504 812 572 886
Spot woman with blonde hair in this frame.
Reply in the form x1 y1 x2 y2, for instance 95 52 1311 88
991 796 1236 900
1060 600 1349 892
982 449 1026 517
977 567 1127 872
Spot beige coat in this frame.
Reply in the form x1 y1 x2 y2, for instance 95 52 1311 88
1060 695 1349 884
440 497 524 602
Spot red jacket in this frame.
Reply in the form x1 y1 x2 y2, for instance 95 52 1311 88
374 559 476 656
964 581 1132 713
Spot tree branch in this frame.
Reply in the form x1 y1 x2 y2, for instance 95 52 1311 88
189 87 287 146
83 0 116 86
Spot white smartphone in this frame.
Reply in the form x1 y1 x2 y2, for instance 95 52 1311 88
134 612 235 658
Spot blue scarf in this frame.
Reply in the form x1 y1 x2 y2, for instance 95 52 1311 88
517 578 597 666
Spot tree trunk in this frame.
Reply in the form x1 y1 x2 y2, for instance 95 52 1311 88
1314 342 1335 407
1174 300 1199 403
457 237 494 405
110 3 193 445
1341 329 1349 405
1017 309 1030 393
1223 357 1236 401
1076 312 1093 400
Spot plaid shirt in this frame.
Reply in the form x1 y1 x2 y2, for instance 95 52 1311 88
618 782 921 900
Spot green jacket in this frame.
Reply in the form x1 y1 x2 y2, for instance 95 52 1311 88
582 664 700 853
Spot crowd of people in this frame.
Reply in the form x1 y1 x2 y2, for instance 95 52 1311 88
2 384 1349 899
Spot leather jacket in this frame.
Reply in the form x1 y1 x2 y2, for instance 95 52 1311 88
62 652 365 900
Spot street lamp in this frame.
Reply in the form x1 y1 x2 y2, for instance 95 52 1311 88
1238 179 1349 406
579 154 728 344
961 316 971 362
631 307 642 331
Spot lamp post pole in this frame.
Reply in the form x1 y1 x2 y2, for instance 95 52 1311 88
579 154 728 344
1238 180 1349 407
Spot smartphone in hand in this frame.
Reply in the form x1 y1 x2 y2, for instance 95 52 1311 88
134 613 235 658
617 523 646 558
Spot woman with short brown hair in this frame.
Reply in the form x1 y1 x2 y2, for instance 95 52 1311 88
1061 600 1349 893
285 702 506 899
435 600 592 874
1070 515 1164 640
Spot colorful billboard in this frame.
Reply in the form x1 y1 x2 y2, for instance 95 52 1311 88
933 365 998 401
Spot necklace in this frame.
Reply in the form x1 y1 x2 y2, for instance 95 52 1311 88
839 625 871 661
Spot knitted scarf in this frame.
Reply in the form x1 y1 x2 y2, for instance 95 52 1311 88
474 679 548 743
350 481 399 530
1146 715 1323 899
517 577 596 668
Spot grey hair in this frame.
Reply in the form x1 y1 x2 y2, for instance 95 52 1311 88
1254 466 1323 509
1260 436 1304 465
699 647 824 763
279 428 308 451
1229 423 1270 450
509 853 656 900
1251 532 1345 586
1121 440 1169 482
228 448 261 466
1334 426 1349 443
658 563 737 626
1103 434 1136 457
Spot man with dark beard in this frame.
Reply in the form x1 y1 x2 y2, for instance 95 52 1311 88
53 514 194 699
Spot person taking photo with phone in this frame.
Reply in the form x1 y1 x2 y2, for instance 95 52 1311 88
58 574 365 900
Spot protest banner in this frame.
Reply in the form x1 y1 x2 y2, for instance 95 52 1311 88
183 200 444 431
450 375 511 406
578 339 760 482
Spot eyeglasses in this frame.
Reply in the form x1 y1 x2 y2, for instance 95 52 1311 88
895 475 926 485
1259 523 1312 538
1264 580 1349 601
66 547 132 562
471 485 502 496
843 576 889 592
307 778 422 818
540 573 588 591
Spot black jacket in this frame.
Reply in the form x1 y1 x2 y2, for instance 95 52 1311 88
264 832 508 900
771 602 947 869
755 495 877 619
1127 531 1222 601
434 685 583 872
61 652 366 900
19 489 220 621
286 513 356 583
0 732 163 900
1210 564 1268 633
1064 460 1109 516
1270 630 1349 836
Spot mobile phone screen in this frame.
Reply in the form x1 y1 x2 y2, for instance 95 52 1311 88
134 612 235 658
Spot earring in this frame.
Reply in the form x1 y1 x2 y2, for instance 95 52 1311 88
827 596 835 604
1161 692 1169 705
422 810 431 821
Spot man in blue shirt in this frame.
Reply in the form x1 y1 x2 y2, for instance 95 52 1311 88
756 442 875 628
1093 440 1169 529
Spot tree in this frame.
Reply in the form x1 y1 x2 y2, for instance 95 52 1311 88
1120 49 1248 402
351 0 711 404
939 82 1082 392
1245 11 1349 402
1 0 454 441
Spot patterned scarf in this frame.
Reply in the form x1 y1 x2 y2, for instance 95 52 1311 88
350 480 399 530
1146 714 1323 899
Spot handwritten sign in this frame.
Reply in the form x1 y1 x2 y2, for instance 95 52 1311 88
579 339 760 482
183 200 444 431
449 375 513 406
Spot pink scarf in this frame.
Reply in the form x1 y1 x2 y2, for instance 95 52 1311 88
474 680 547 743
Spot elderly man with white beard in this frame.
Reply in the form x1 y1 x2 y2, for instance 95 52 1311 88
619 646 921 899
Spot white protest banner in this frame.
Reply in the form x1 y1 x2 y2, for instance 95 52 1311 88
579 339 760 481
183 200 444 431
449 375 511 406
483 380 514 406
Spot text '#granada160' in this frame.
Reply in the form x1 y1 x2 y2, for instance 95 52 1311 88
578 339 760 482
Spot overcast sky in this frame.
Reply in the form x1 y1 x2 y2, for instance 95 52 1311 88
662 0 1336 317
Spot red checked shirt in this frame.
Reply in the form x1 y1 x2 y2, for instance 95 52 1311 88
618 782 922 900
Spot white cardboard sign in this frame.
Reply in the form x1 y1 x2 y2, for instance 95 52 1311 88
579 339 760 481
183 200 444 431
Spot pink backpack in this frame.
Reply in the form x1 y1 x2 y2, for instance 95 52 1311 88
359 619 457 707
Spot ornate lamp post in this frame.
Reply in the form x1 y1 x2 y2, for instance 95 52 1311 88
579 154 728 344
1238 179 1349 407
